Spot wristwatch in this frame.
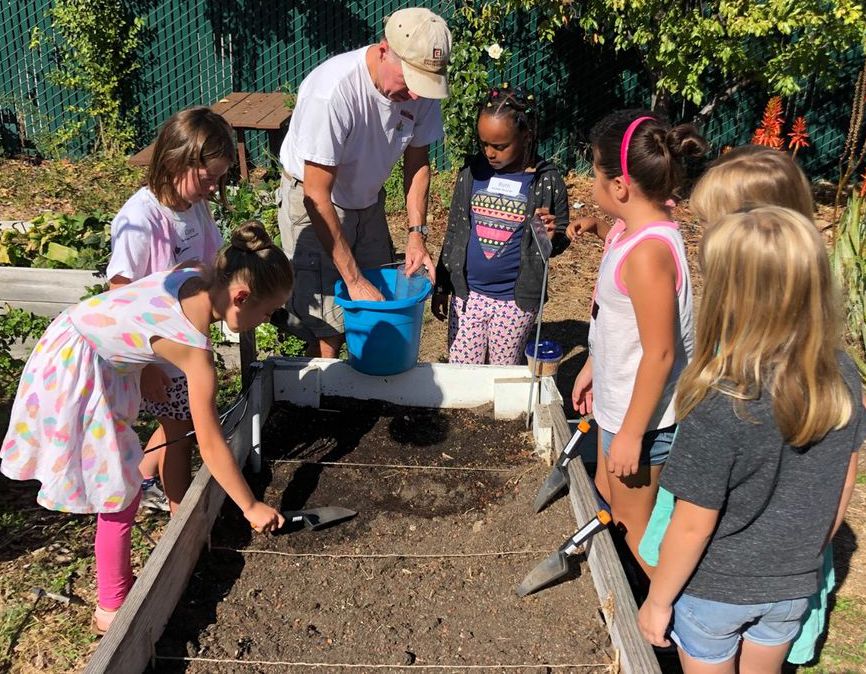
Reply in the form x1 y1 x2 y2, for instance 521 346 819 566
408 224 429 239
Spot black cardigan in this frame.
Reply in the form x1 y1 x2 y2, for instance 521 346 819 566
434 155 570 311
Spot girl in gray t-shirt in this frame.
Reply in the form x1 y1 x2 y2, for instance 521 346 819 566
638 206 865 672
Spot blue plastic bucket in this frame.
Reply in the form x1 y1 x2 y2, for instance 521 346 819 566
335 268 432 376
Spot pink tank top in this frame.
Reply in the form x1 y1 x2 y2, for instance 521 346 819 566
588 221 693 433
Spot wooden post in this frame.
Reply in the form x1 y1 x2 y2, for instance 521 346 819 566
546 405 662 673
236 128 248 180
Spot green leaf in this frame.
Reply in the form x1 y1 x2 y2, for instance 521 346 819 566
44 242 80 265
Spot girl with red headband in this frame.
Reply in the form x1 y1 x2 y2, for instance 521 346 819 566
571 110 706 584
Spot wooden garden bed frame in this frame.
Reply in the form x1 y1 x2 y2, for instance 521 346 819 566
84 358 660 673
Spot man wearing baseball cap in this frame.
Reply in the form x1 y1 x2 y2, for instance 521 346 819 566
277 7 452 358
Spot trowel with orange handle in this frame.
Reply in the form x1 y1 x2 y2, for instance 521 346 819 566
516 509 612 597
532 417 592 513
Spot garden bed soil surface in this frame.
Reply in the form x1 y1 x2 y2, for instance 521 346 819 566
154 400 613 672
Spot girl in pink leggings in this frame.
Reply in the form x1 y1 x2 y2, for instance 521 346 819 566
1 223 290 633
432 85 570 364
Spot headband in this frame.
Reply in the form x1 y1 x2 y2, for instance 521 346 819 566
619 116 654 185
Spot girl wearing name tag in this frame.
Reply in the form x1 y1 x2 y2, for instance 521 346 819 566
432 84 570 365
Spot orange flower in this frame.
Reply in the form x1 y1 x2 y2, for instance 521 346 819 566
788 116 810 152
752 97 785 150
751 127 783 149
860 173 866 198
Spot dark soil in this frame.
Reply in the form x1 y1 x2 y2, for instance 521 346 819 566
154 401 613 672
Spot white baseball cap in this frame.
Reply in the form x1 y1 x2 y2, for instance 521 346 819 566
384 8 452 99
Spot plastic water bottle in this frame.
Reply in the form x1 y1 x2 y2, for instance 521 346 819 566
394 263 428 299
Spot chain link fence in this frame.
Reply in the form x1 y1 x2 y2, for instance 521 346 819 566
0 0 860 178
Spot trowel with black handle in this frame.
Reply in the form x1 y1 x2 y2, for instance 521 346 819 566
516 509 612 597
280 506 357 532
532 417 591 513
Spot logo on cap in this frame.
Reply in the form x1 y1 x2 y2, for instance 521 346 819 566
433 48 442 59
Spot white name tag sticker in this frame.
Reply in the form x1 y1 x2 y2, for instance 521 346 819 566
487 176 522 196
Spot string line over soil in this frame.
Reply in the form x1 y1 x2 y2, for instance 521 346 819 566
210 546 552 559
154 655 612 670
270 459 519 472
156 403 611 671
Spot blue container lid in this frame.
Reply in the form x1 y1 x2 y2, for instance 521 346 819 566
525 339 563 361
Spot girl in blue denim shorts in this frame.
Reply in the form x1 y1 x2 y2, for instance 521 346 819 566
640 146 835 666
571 110 707 580
638 207 865 673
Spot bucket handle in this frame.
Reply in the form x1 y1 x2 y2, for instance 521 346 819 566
380 261 431 278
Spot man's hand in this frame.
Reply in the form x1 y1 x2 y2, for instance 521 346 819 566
347 276 385 302
140 364 171 403
404 232 436 283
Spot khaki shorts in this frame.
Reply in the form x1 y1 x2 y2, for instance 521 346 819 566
277 175 393 339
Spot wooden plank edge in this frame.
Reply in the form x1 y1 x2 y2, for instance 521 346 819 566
549 406 661 674
84 361 274 673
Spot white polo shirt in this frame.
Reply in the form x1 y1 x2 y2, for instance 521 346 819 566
280 47 444 210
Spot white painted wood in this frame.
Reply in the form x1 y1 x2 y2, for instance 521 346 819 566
532 403 555 463
0 267 102 316
540 376 564 405
271 358 544 416
493 377 534 419
217 321 241 343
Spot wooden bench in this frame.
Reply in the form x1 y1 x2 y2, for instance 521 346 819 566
129 92 292 180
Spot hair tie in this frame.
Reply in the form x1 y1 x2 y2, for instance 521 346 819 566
620 116 654 185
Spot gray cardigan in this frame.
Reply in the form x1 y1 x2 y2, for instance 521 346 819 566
434 156 570 311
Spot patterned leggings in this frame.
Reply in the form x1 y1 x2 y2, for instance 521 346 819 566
448 291 537 365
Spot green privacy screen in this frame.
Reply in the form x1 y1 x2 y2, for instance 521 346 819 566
0 0 860 178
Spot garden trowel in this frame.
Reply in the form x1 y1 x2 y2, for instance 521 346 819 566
280 506 357 531
516 509 612 597
532 418 591 513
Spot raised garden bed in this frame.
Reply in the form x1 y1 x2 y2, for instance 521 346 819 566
153 399 612 671
83 359 660 673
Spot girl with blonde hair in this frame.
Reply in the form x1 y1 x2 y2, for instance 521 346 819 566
689 145 814 224
639 207 864 673
641 145 836 666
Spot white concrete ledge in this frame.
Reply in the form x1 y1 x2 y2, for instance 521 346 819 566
270 357 560 419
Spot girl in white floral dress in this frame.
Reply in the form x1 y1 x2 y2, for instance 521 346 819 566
1 223 290 633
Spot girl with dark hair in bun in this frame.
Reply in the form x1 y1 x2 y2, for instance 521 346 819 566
570 110 707 582
1 222 292 634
